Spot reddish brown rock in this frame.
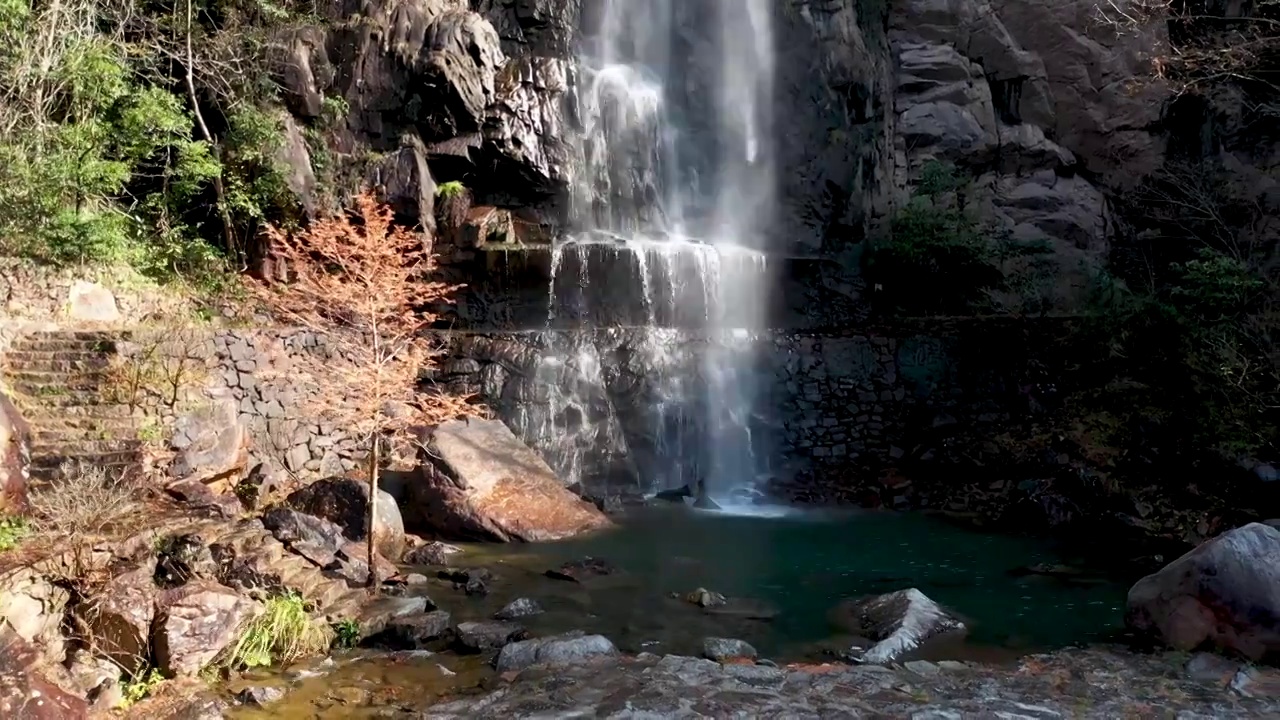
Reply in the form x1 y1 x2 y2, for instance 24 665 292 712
74 560 159 674
1127 522 1280 661
0 394 30 514
409 418 612 542
0 624 88 719
153 581 259 676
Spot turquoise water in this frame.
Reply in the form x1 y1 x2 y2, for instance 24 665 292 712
469 504 1129 661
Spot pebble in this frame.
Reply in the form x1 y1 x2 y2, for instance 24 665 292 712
904 660 941 677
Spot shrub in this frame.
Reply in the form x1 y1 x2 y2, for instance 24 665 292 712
27 462 143 538
865 167 1004 315
0 516 30 552
225 592 331 669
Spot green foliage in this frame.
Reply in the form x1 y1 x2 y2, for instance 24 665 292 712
0 516 30 551
222 105 291 224
331 618 360 649
120 667 165 708
865 163 1004 315
225 592 330 669
435 181 467 199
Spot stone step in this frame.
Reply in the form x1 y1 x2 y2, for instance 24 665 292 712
5 349 116 362
10 392 122 408
3 355 114 373
31 438 143 456
17 330 121 343
10 339 118 354
28 452 141 481
7 372 114 395
33 426 139 444
20 405 138 422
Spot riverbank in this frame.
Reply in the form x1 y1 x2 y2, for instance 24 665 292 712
209 644 1279 718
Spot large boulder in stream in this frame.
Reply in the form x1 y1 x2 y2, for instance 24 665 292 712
1126 522 1280 661
831 588 966 664
408 418 612 542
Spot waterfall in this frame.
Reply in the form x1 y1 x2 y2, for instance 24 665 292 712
532 0 778 507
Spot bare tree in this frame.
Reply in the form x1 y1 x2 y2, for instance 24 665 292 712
252 192 473 588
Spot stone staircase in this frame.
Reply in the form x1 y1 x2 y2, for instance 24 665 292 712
1 329 143 483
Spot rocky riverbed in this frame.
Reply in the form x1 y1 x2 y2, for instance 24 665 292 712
217 644 1280 718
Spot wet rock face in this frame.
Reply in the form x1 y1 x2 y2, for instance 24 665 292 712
1126 522 1280 661
494 631 618 673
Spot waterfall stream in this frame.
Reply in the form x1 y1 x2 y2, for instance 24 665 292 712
525 1 780 507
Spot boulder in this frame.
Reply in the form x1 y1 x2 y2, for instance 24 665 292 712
0 624 89 719
404 540 463 566
358 596 431 638
75 560 159 673
546 557 618 583
261 507 346 555
703 637 758 662
0 569 70 665
153 581 259 677
155 533 219 587
287 476 406 560
370 610 454 650
1126 522 1280 661
452 621 528 653
410 418 611 542
494 598 543 620
0 394 30 514
438 567 492 596
170 399 249 489
494 632 618 673
831 588 966 664
66 280 120 323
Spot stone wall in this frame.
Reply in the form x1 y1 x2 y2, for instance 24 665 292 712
439 320 1071 498
203 329 368 484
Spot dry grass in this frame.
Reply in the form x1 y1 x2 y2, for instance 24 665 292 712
28 462 147 539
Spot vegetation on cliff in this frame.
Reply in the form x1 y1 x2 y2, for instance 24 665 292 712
0 0 313 288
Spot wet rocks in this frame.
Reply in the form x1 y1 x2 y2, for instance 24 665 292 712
369 611 453 650
404 540 463 566
702 637 758 662
358 596 431 638
494 598 543 620
287 477 406 560
410 418 612 542
236 686 286 707
452 621 528 653
682 588 727 609
438 567 492 596
831 588 966 664
153 581 259 677
1126 522 1280 660
155 534 219 587
494 631 618 673
545 557 617 583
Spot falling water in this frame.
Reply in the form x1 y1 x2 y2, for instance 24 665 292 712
532 0 778 506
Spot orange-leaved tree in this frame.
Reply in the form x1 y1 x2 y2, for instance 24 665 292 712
252 192 473 588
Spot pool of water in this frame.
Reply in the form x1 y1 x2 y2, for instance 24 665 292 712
447 504 1129 662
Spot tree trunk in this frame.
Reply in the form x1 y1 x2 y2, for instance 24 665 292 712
367 435 380 591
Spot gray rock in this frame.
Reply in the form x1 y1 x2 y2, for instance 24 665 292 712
66 280 120 322
358 596 431 638
702 637 758 662
1127 523 1280 660
831 588 966 664
452 621 527 653
405 541 463 566
261 506 346 552
287 477 406 560
170 399 248 484
495 632 618 673
376 611 454 650
236 686 286 707
494 597 543 620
